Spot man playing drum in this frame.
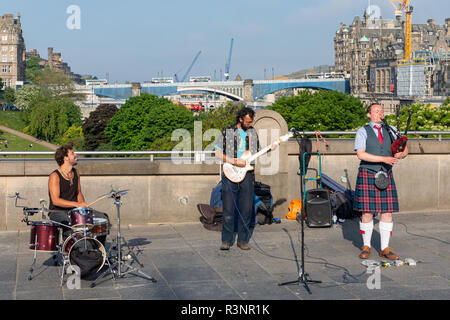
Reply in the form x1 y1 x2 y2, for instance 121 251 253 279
48 144 110 245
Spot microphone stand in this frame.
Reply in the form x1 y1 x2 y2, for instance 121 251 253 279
91 189 156 287
278 129 321 294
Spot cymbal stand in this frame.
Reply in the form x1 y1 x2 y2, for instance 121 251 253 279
91 190 156 287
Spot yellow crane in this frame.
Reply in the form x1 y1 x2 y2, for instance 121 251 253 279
390 0 413 61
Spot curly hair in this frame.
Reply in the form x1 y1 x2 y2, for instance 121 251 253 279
235 107 255 124
54 144 73 166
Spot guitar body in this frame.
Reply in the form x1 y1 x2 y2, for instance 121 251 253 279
221 132 293 183
222 151 254 183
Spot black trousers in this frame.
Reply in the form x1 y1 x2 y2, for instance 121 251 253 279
221 171 254 245
49 209 110 246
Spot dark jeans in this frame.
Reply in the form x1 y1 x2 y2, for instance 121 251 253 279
49 209 110 246
221 171 254 245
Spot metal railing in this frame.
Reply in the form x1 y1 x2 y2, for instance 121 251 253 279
0 131 448 159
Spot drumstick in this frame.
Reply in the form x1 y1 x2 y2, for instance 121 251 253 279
87 195 108 207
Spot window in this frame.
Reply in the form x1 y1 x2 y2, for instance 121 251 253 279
1 66 6 73
10 54 14 61
2 54 7 62
1 35 7 41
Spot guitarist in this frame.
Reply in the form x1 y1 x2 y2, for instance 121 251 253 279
353 104 408 261
215 107 277 251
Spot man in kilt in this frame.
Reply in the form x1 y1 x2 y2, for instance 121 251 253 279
353 104 408 260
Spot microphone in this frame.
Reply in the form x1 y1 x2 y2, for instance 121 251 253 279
290 127 302 136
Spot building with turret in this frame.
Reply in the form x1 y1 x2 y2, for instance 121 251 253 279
0 13 26 88
334 10 449 101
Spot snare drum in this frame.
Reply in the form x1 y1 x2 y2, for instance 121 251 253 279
62 232 106 276
91 218 109 237
29 221 60 252
68 207 94 229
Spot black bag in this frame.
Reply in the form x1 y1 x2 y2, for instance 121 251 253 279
197 204 222 231
70 248 104 278
254 181 273 225
330 191 357 220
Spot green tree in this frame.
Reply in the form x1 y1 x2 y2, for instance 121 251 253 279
0 78 3 90
29 96 81 142
25 56 43 82
267 90 366 134
61 125 84 149
82 103 119 150
2 87 16 105
14 68 83 140
385 103 450 137
105 93 195 150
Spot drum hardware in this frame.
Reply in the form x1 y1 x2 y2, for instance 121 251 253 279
11 192 109 285
91 188 156 288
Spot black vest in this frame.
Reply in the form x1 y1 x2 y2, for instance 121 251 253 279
359 125 393 172
49 168 79 210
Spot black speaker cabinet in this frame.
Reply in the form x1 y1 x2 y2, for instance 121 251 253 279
305 189 332 227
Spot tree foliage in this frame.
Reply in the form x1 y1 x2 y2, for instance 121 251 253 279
105 94 195 151
25 56 43 82
267 90 367 133
2 87 16 105
13 68 83 142
28 96 81 142
61 125 84 149
384 102 450 137
82 104 119 150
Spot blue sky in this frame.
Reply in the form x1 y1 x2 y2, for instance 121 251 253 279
2 0 449 83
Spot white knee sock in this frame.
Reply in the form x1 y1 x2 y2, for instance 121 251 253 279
359 220 373 248
379 221 393 251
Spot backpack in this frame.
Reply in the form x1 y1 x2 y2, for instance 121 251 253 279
330 191 357 220
254 181 273 225
197 204 222 231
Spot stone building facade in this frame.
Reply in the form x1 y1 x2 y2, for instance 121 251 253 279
334 10 450 97
25 47 83 84
0 13 26 88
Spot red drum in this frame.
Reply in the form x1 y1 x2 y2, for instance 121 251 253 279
91 218 109 237
29 221 60 252
69 207 94 229
62 232 106 274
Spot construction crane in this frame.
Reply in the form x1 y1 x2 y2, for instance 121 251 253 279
174 51 202 82
390 0 413 61
224 38 234 81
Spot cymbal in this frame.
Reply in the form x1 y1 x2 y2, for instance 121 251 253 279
97 189 130 198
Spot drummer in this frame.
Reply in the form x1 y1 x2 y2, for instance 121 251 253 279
48 144 110 245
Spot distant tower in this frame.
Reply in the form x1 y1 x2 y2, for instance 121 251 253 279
0 13 26 88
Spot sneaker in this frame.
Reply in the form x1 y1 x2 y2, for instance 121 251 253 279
237 242 250 250
220 242 230 250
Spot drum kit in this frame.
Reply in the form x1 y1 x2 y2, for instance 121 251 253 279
11 188 156 287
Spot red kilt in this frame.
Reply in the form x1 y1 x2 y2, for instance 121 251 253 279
353 167 399 214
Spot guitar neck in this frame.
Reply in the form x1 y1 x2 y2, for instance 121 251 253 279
248 145 272 162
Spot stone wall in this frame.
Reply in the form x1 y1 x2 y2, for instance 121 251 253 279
0 110 449 230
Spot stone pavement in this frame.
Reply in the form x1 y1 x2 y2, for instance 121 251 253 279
0 212 449 301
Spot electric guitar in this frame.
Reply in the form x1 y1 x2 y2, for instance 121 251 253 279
222 132 293 183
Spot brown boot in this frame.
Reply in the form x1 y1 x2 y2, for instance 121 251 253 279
237 242 250 250
359 245 371 259
379 247 399 260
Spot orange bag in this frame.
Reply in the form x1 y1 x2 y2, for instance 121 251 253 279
286 199 302 220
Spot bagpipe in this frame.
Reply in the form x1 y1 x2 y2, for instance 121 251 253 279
382 108 413 155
